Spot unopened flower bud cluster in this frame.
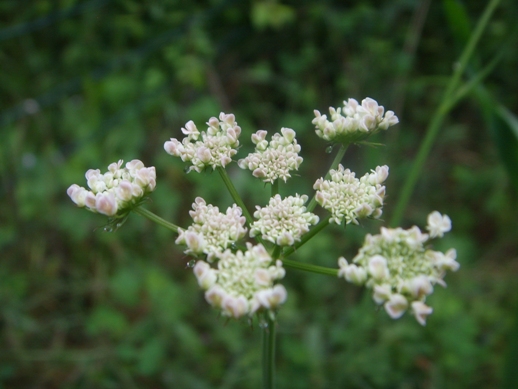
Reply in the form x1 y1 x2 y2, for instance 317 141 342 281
164 112 241 173
338 212 459 325
314 164 389 225
175 197 247 262
238 128 303 183
313 97 399 143
193 243 287 318
250 194 319 246
67 159 156 217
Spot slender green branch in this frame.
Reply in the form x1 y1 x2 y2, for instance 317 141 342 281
271 179 279 197
217 167 254 224
282 215 331 258
307 144 348 213
271 245 282 260
442 0 501 99
390 0 501 227
133 207 180 233
217 167 265 246
262 313 276 389
281 258 338 276
447 49 505 111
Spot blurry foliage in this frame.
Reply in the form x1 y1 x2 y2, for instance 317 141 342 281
1 0 517 387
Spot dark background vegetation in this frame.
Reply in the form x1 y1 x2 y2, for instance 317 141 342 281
1 0 518 388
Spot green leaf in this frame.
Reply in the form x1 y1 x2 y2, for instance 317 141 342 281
490 106 518 191
86 305 129 338
137 336 166 376
442 0 472 44
110 267 141 307
251 2 295 30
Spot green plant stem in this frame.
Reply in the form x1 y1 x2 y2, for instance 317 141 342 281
307 144 348 213
389 0 501 227
271 179 279 197
262 312 276 389
133 207 180 233
281 258 338 276
217 167 265 246
282 215 331 258
217 167 254 224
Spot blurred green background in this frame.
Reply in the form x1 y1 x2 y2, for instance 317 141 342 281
1 0 518 388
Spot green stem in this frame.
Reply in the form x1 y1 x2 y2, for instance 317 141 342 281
281 258 338 276
271 179 279 197
262 312 276 389
307 144 348 213
217 167 265 246
271 245 282 260
217 166 254 225
389 0 500 227
282 215 331 258
133 207 180 233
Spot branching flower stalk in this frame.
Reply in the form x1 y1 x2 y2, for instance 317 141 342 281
67 98 459 389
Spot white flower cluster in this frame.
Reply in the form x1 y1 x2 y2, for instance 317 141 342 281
176 197 247 262
164 112 241 173
238 128 303 183
250 194 319 246
313 97 399 143
67 159 156 217
338 212 458 325
313 164 389 225
193 243 287 318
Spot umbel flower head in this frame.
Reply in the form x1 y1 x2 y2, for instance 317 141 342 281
164 112 241 173
193 243 287 318
313 164 389 225
238 128 303 183
67 159 156 217
313 97 399 144
250 194 319 246
176 197 247 262
338 212 459 325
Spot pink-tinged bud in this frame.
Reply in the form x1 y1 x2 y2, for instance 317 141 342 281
411 301 433 326
373 284 392 304
253 168 267 178
196 147 212 163
225 128 237 144
205 285 226 308
254 268 272 286
67 184 88 207
220 112 236 125
184 231 205 253
343 264 368 285
252 130 268 145
360 114 376 131
384 294 408 319
281 127 296 143
182 120 198 137
115 180 133 201
130 183 143 198
361 97 380 116
193 261 216 289
95 192 118 216
126 159 144 172
164 139 182 156
222 295 248 318
220 155 231 166
368 255 389 280
440 249 460 271
254 285 287 310
276 231 295 246
85 192 97 209
406 275 433 299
